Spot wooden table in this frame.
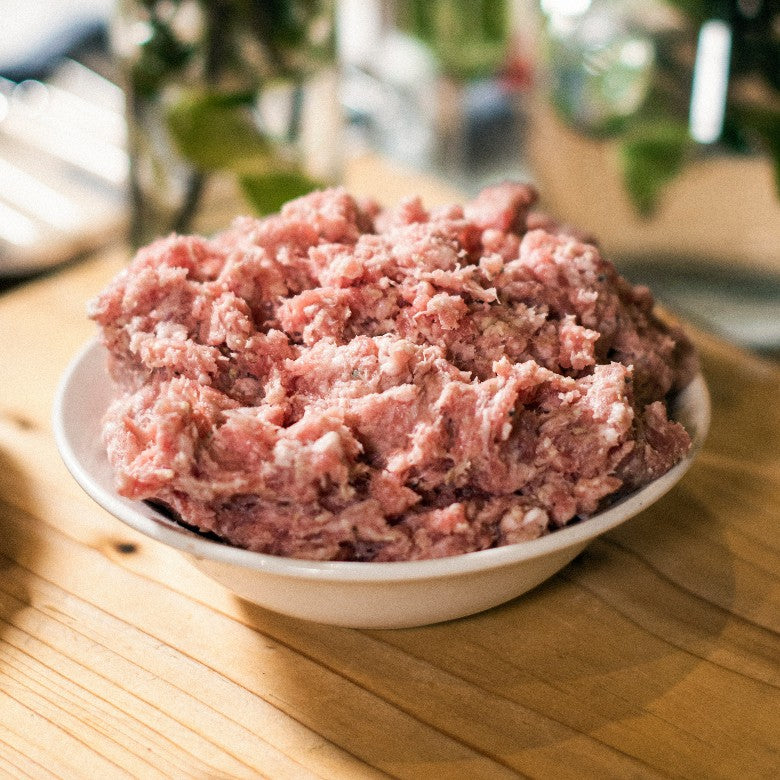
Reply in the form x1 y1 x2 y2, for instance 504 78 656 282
1 208 779 778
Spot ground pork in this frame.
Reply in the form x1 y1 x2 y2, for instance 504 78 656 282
89 184 696 561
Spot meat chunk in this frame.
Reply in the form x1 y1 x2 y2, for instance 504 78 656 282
90 184 696 561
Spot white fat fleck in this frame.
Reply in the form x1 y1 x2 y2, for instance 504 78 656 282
155 321 188 340
603 401 634 444
312 430 343 456
608 401 633 427
273 439 296 468
525 507 547 525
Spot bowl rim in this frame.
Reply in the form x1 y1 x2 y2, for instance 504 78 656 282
53 339 710 583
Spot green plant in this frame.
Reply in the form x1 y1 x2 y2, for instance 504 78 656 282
633 0 778 215
544 0 779 216
120 0 334 242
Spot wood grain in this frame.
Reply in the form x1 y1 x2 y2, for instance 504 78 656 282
0 186 778 777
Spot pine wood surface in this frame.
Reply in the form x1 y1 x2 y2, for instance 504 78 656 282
0 171 778 778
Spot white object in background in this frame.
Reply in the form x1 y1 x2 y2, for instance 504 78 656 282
336 0 383 67
0 59 128 277
689 19 732 144
0 0 115 75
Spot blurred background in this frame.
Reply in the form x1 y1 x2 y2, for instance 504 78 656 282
0 0 778 355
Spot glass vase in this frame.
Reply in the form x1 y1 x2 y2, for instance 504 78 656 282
112 0 341 247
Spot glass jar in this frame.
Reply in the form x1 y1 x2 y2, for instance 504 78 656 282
536 0 779 218
339 0 536 195
112 0 341 247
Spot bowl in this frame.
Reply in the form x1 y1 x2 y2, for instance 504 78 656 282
53 340 710 629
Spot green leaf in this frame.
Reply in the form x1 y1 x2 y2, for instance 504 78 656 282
165 89 270 172
240 170 322 215
619 121 690 217
659 0 711 25
399 0 510 80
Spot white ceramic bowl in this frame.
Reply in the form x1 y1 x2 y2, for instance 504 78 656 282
53 340 710 629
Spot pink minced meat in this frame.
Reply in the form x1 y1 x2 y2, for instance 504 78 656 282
89 184 696 561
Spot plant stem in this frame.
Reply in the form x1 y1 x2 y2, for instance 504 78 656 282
170 0 234 234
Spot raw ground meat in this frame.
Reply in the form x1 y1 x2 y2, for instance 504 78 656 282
89 184 697 561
